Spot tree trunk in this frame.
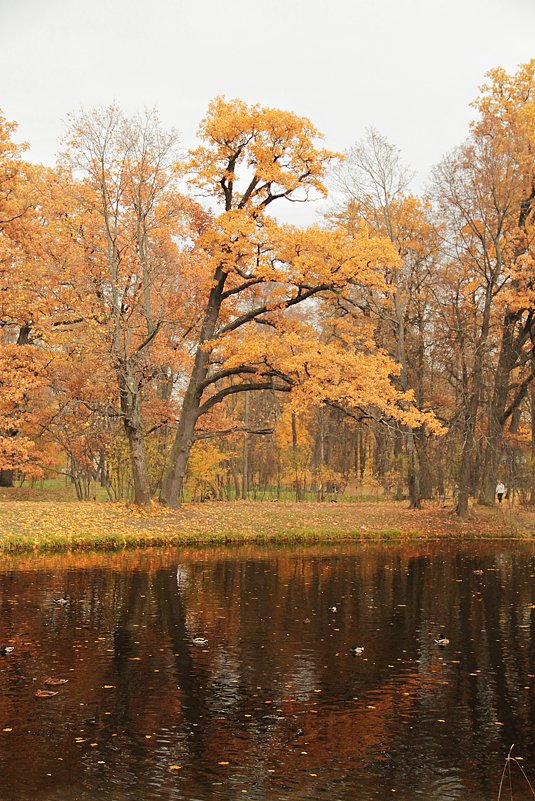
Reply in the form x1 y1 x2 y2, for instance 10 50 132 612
0 470 14 487
455 278 495 517
291 411 302 501
120 373 151 506
407 430 421 509
124 420 151 505
393 430 404 500
414 428 432 499
456 381 482 518
161 268 225 508
478 314 518 505
358 428 366 480
479 311 533 505
161 390 199 508
456 390 481 518
530 385 535 505
241 392 249 500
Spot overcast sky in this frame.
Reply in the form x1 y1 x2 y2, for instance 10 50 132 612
1 0 534 223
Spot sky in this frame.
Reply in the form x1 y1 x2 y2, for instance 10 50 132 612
1 0 534 223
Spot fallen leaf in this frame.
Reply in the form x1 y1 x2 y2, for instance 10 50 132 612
35 689 58 699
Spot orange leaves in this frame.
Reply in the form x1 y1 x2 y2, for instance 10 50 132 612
5 96 450 505
274 223 397 290
0 343 51 474
189 96 339 207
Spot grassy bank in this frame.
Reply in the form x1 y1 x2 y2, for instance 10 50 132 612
0 491 533 553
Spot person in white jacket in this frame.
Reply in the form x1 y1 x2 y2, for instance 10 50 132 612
496 481 506 504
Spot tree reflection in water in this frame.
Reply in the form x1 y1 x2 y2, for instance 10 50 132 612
0 541 533 801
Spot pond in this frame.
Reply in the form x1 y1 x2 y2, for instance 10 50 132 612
0 541 534 801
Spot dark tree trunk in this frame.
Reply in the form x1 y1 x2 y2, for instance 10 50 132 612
456 391 480 518
479 311 534 505
393 430 404 500
0 470 14 487
120 373 151 506
161 268 226 508
359 428 367 479
414 428 433 499
407 430 421 509
530 385 535 505
241 393 249 500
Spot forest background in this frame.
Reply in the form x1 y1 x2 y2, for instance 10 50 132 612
1 59 534 524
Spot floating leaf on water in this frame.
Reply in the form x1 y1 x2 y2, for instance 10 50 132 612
35 689 58 698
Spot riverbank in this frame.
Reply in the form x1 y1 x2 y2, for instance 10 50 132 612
0 495 533 552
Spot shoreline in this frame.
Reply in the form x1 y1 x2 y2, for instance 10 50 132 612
0 498 533 554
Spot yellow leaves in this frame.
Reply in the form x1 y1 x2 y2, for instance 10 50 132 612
209 302 443 434
198 208 397 301
185 441 229 500
472 60 534 148
188 96 339 206
274 223 397 290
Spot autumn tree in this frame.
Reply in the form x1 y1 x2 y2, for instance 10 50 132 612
331 128 442 507
473 62 535 505
160 99 440 508
432 61 535 515
0 111 54 482
56 107 200 504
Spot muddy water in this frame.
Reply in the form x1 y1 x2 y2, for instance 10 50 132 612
0 541 533 800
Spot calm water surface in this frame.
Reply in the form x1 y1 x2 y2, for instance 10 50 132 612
0 541 534 801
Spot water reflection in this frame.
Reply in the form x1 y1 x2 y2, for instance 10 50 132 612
0 542 534 801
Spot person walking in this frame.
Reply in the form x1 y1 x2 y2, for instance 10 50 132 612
496 481 506 504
